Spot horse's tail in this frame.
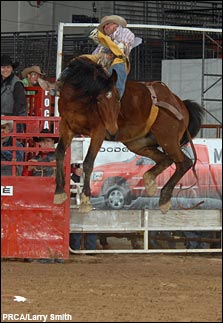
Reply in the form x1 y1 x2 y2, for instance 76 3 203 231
178 100 205 210
180 100 204 146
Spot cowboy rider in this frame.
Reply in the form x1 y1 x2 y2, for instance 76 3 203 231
89 15 142 99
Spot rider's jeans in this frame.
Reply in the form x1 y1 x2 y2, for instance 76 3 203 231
109 63 127 99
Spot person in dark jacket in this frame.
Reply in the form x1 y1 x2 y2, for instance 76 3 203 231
1 119 24 176
70 163 97 252
27 128 58 177
1 55 27 132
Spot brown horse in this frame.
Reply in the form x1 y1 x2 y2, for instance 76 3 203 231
54 56 204 214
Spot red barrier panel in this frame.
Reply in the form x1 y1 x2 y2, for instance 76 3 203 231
1 116 70 260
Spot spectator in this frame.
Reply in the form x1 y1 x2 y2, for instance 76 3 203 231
1 55 27 132
1 119 24 176
70 231 97 252
27 128 57 177
22 65 55 95
70 163 97 252
21 65 45 95
184 231 209 249
149 231 176 249
21 65 45 87
71 163 83 184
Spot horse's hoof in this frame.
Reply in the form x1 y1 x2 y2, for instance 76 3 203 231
54 193 68 204
143 173 157 196
78 193 92 213
159 201 172 214
78 204 93 213
81 193 90 204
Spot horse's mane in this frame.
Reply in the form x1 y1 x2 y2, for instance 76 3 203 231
57 57 113 98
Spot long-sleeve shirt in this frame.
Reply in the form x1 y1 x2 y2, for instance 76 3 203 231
30 152 56 177
92 25 135 57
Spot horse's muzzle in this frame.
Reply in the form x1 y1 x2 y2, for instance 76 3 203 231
106 128 119 141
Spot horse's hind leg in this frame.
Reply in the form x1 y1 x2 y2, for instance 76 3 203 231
126 137 193 213
159 152 193 214
126 137 173 196
54 123 73 204
143 155 172 196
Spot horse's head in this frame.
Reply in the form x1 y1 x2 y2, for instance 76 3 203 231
96 70 120 140
58 57 121 139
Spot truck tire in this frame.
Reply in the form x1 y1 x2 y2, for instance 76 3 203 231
105 185 131 210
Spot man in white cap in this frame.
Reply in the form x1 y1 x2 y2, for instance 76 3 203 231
89 15 141 99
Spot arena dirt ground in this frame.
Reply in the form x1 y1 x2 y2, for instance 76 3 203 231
1 249 222 323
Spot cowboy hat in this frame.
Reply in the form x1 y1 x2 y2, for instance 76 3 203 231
21 65 45 79
1 55 19 69
98 15 127 33
33 128 58 143
1 119 13 126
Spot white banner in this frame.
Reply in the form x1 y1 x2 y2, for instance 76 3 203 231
71 138 222 166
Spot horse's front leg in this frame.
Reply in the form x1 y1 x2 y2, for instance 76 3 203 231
54 139 67 204
79 129 105 213
54 124 73 204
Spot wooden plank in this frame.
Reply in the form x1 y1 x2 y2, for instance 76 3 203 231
146 209 222 230
70 209 142 231
70 209 222 232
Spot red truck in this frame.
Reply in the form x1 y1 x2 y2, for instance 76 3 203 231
90 144 222 209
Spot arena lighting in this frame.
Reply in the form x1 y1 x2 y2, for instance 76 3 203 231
27 1 47 8
36 1 47 7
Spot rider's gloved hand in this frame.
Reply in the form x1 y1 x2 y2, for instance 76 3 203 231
89 28 99 44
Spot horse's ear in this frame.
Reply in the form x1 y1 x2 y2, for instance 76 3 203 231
110 69 118 84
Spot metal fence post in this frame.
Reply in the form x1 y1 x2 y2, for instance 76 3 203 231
144 209 149 251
